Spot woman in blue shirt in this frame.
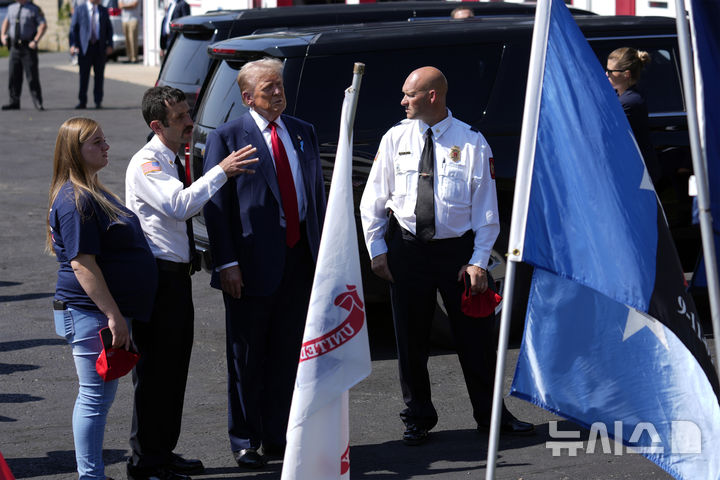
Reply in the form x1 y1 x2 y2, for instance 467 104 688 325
47 117 157 480
606 47 661 184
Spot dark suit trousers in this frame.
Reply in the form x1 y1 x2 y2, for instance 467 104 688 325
386 222 506 430
8 44 41 105
129 267 194 468
77 42 106 106
223 230 314 452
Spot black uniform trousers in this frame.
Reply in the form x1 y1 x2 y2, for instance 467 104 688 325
77 41 106 106
129 265 194 469
7 43 42 106
224 228 314 453
386 219 508 430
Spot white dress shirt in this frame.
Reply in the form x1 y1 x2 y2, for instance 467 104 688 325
163 0 175 35
86 2 98 40
360 110 500 268
125 134 227 263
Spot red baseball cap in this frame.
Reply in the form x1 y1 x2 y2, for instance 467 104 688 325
461 273 502 318
95 328 139 381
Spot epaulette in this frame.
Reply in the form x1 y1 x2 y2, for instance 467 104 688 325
393 120 404 128
470 126 480 133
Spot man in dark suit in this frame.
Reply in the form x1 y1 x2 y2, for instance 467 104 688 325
203 57 326 469
160 0 190 56
69 0 113 109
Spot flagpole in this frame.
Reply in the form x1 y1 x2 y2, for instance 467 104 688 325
346 63 365 143
675 0 720 373
485 0 552 477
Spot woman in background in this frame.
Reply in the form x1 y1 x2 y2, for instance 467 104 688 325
47 117 157 480
606 47 661 184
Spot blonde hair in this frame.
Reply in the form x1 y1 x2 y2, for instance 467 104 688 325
608 47 651 85
46 117 125 252
236 57 284 106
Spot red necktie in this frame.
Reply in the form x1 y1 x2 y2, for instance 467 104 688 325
269 122 300 247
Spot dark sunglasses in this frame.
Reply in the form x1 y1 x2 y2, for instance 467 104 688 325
605 68 627 74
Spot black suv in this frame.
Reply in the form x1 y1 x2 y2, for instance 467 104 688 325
156 1 573 109
190 14 693 336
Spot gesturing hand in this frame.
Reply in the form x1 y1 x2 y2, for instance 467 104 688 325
220 145 259 178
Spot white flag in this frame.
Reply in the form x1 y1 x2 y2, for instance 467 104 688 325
281 75 371 480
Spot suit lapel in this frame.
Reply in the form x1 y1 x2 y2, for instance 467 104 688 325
284 115 314 199
81 6 90 53
242 114 281 205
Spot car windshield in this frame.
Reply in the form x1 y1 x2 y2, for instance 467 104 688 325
195 60 249 128
161 34 216 86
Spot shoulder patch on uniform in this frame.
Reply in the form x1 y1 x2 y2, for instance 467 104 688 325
470 126 480 133
141 160 162 175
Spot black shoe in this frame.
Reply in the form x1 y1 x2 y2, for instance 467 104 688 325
234 448 266 469
75 103 86 109
261 443 285 458
1 103 20 110
168 453 204 474
477 417 535 436
32 97 44 111
402 425 429 446
126 462 191 480
95 103 102 109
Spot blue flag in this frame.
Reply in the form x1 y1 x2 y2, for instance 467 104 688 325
508 0 720 478
689 0 720 289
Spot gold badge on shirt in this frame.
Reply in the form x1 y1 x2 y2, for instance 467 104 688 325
449 146 461 162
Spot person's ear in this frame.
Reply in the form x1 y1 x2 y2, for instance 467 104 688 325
241 91 253 107
149 119 163 135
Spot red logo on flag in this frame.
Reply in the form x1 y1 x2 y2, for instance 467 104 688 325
341 444 350 475
299 285 365 362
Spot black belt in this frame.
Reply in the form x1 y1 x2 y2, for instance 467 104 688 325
390 212 472 244
156 258 193 275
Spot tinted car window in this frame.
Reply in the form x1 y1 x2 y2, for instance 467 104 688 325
294 44 503 149
591 38 684 114
161 34 216 86
195 60 250 128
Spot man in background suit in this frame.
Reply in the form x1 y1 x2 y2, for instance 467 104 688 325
160 0 190 56
203 57 326 469
69 0 113 109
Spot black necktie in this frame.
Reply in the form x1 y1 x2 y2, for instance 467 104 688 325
175 156 197 264
415 128 435 242
14 5 22 41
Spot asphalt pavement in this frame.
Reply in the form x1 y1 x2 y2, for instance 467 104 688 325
0 52 676 480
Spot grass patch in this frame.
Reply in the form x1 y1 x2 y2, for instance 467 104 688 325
0 46 8 58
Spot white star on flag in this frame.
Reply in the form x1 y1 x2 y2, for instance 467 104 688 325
622 308 669 349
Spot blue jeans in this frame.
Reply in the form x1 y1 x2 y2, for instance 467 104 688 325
56 307 118 480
